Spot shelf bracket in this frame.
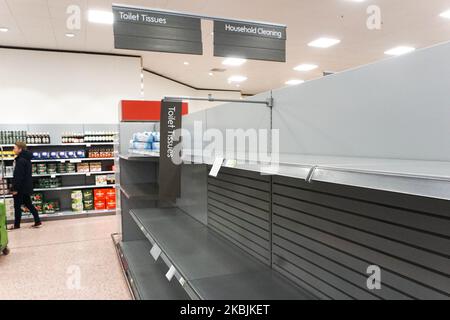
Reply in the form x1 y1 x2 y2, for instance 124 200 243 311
163 94 273 108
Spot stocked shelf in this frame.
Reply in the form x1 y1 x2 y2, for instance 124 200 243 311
129 207 312 300
3 171 115 179
34 184 116 192
6 209 115 224
117 240 189 300
0 142 117 147
120 183 159 200
31 157 114 163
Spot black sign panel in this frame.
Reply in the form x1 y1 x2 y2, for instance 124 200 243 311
112 6 203 55
214 20 287 62
159 100 182 201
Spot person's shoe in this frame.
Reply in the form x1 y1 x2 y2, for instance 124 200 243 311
31 222 42 228
8 226 20 231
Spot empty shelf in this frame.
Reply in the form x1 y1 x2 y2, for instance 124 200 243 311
118 240 189 300
182 149 450 200
120 183 159 200
130 207 312 300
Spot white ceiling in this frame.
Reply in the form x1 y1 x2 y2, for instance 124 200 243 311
1 0 450 94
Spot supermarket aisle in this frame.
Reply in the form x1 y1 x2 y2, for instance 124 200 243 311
0 216 131 300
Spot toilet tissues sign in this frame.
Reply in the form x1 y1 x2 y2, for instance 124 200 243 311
159 100 182 201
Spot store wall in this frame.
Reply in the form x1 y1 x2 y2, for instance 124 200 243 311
143 71 242 113
0 48 242 123
0 49 142 124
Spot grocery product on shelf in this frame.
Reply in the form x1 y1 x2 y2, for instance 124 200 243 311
0 130 27 145
87 147 114 158
43 200 60 214
47 163 57 174
129 131 160 151
89 162 102 172
36 177 62 189
84 131 115 143
82 189 94 211
0 166 13 178
65 163 76 173
62 132 84 144
56 163 66 173
106 174 115 185
71 190 83 212
94 189 107 210
26 133 50 145
0 178 11 196
0 150 15 160
3 198 14 219
105 188 116 210
22 192 45 215
95 175 107 186
77 163 90 173
61 131 115 144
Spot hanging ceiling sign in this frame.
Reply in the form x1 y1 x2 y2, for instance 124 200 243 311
112 5 203 55
213 20 287 62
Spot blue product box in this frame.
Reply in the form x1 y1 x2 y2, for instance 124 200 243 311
58 151 67 159
41 152 50 159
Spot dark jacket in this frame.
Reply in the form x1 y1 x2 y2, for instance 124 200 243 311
12 150 34 194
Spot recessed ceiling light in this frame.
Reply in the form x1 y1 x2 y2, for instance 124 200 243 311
384 46 415 56
294 64 318 72
184 62 189 65
88 10 114 25
285 79 305 86
0 27 9 32
208 72 214 76
308 37 341 48
439 9 450 19
65 33 75 38
228 75 247 83
222 58 247 66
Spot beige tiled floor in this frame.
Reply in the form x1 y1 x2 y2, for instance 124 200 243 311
0 216 132 300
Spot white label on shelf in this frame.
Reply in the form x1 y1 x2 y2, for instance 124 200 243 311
209 156 224 177
225 159 237 168
50 174 56 179
150 244 162 261
166 265 176 282
86 173 91 177
70 159 82 163
60 160 66 163
86 144 91 147
179 277 186 287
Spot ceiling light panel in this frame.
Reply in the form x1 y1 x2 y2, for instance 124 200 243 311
222 58 247 66
294 64 318 71
228 75 248 83
88 10 114 25
384 46 415 56
308 37 341 48
440 10 450 19
286 80 305 86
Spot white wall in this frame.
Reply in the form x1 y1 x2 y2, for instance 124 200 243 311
143 71 242 113
0 49 142 124
0 48 242 124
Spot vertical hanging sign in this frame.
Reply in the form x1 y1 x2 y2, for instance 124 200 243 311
159 100 182 201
